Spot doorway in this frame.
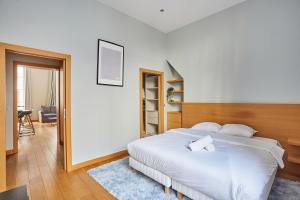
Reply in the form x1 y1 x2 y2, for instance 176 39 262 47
0 43 71 192
13 60 63 150
139 68 164 138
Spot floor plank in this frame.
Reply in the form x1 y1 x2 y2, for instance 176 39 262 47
6 123 116 200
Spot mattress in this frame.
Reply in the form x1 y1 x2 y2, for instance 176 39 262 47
128 128 283 200
129 157 171 187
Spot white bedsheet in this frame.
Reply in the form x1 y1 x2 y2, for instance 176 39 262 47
127 128 284 200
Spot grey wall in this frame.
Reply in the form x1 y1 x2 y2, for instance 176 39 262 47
0 0 167 163
167 0 300 103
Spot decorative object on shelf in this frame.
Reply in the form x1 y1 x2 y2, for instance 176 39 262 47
167 87 174 102
97 39 124 86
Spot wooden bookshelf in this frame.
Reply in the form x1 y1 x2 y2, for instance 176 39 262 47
142 72 161 137
167 112 182 130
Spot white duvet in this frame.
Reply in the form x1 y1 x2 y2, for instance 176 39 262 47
127 128 285 200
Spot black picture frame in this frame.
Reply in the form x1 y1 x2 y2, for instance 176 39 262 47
97 39 124 87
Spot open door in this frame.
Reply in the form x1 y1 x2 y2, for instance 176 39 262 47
60 60 67 171
57 63 65 145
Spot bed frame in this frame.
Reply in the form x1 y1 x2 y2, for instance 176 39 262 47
130 156 276 200
131 103 300 200
182 103 300 181
129 156 214 200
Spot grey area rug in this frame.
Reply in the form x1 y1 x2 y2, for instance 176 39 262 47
88 158 300 200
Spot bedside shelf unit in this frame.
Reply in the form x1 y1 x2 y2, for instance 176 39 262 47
287 137 300 165
288 138 300 146
288 155 300 165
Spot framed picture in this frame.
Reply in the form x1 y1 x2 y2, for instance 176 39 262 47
97 39 124 86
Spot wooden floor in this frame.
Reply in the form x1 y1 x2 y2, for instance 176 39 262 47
6 123 117 200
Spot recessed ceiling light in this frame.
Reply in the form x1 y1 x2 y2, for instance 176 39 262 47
160 9 165 13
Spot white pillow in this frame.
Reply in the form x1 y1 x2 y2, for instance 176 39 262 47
219 124 257 137
191 122 222 132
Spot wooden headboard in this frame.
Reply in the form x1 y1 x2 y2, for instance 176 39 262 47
182 103 300 181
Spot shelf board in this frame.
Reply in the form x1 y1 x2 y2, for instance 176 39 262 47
171 90 184 94
146 110 158 112
146 87 158 90
145 132 157 137
288 138 300 147
167 79 184 84
146 99 158 101
168 101 183 104
147 122 158 125
288 154 300 164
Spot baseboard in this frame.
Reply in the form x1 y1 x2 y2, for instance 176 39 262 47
71 150 128 171
6 149 16 156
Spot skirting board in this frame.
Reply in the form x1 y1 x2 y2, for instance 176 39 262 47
6 150 15 156
71 150 128 171
6 149 18 156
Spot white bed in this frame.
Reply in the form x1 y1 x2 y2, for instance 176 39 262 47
127 128 284 200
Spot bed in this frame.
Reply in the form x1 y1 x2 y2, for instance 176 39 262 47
128 128 283 200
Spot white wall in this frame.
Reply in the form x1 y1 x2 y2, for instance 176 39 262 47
167 0 300 103
1 0 167 163
5 53 61 150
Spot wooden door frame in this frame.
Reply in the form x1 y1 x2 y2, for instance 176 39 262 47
0 42 72 192
139 68 164 138
12 61 61 156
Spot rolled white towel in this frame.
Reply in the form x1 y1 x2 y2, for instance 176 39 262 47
189 135 213 151
204 144 215 152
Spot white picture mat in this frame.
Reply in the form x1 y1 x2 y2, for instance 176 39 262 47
98 40 124 86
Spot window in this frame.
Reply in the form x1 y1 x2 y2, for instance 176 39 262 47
17 66 25 110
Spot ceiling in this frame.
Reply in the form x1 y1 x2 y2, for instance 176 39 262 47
97 0 247 33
